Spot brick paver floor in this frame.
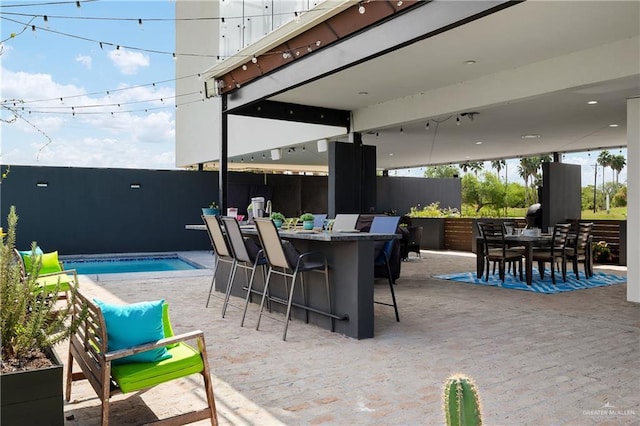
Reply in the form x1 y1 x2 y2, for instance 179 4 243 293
60 250 638 425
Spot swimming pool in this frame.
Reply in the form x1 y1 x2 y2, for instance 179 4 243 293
62 255 202 275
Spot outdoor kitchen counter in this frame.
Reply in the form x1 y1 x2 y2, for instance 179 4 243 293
186 223 398 339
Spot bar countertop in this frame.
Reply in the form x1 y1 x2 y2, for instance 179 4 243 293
185 224 398 241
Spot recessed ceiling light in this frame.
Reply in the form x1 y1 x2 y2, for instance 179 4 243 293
475 141 483 145
464 60 476 65
521 134 541 139
609 124 619 128
358 91 369 95
389 153 394 156
587 100 599 105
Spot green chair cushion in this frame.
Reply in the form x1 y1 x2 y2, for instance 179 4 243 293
94 298 172 365
23 251 62 275
111 342 204 393
35 273 74 293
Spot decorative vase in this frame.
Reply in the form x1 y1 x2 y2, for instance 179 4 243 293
303 220 314 230
274 219 283 228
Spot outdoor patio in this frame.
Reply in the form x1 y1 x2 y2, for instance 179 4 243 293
59 249 638 425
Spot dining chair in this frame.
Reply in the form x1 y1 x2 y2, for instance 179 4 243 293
477 222 523 282
330 214 359 232
253 218 334 341
219 216 269 324
564 222 593 280
370 215 401 322
202 215 235 311
532 223 571 284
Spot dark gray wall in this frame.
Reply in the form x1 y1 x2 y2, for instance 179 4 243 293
541 162 582 230
1 165 461 255
376 176 462 215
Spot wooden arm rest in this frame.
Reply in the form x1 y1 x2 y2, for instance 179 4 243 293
38 269 78 279
104 330 205 362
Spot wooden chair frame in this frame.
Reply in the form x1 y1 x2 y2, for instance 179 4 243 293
65 290 218 426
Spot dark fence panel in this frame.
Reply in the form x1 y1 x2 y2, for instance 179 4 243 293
1 166 461 255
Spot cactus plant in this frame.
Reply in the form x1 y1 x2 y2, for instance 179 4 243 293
443 373 483 426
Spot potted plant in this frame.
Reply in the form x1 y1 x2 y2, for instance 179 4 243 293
271 212 285 228
593 240 611 263
1 206 84 425
202 202 220 216
300 213 315 230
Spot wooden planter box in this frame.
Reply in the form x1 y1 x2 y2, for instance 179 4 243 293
0 347 64 426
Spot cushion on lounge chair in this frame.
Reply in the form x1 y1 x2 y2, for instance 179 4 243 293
34 274 74 293
23 250 62 274
111 342 204 393
94 298 172 365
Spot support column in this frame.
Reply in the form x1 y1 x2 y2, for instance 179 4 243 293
328 135 376 217
626 97 639 303
219 95 228 213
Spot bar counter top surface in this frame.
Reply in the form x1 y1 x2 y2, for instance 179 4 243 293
185 224 398 241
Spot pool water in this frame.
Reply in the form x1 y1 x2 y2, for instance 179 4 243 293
62 256 201 275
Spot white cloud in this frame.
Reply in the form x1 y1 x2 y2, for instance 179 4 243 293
1 67 177 169
107 48 150 75
75 54 92 70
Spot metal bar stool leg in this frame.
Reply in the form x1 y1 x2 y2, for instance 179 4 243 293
256 268 273 332
282 270 300 341
221 259 238 318
205 257 220 308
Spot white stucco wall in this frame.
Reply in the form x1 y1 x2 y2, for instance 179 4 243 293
174 1 346 168
627 97 639 303
175 1 220 168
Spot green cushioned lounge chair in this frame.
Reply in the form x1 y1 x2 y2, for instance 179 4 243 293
65 290 218 426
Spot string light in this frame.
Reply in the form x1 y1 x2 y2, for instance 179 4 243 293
358 2 366 14
456 115 460 125
75 1 81 7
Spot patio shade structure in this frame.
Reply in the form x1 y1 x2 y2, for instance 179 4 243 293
176 0 639 302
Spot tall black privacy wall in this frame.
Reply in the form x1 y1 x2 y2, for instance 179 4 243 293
0 165 460 254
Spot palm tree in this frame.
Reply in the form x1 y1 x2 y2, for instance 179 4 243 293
610 154 626 185
491 160 507 215
518 155 551 205
597 150 612 193
460 161 484 176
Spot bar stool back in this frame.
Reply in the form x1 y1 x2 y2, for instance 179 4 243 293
220 216 268 325
370 215 401 322
202 215 234 310
253 218 333 341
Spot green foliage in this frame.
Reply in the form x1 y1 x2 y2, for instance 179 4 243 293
424 165 460 178
270 212 285 221
408 202 460 218
0 206 84 363
299 213 314 221
443 373 483 426
613 185 627 207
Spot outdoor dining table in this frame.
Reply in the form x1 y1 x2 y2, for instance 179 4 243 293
187 223 398 339
476 234 553 285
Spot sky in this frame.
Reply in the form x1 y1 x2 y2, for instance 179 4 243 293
0 0 628 187
1 0 181 170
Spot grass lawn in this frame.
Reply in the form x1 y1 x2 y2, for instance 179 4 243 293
465 206 627 219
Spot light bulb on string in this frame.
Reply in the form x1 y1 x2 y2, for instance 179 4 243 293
456 115 460 125
138 18 143 27
251 56 258 64
99 42 103 50
172 53 177 60
425 121 430 130
31 25 36 32
358 2 366 14
76 1 81 7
